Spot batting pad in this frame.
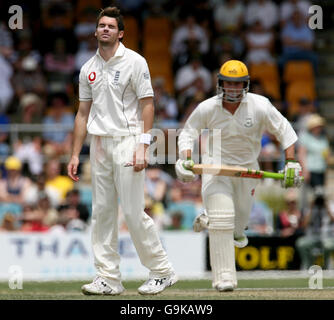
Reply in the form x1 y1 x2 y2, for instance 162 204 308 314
206 194 237 287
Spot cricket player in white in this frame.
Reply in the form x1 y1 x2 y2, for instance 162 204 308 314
67 7 176 295
176 60 302 292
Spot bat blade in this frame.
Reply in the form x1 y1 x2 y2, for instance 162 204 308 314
192 164 265 179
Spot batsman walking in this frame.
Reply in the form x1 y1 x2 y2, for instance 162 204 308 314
176 60 302 292
67 7 176 295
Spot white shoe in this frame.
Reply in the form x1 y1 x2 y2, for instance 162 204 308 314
81 276 125 295
138 273 178 295
215 280 234 292
234 234 248 248
193 211 209 232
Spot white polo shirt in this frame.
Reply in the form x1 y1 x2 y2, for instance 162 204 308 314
178 93 298 166
79 42 154 136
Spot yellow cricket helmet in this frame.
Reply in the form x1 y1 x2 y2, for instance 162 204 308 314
217 60 250 102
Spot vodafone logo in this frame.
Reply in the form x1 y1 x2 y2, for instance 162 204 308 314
88 72 96 83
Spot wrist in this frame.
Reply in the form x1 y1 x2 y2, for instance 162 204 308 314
139 133 151 145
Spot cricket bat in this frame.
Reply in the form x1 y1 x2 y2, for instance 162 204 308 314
191 164 287 180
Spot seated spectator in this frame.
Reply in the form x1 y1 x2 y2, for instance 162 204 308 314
36 191 59 227
296 187 334 270
246 201 274 236
0 52 14 114
280 0 311 27
45 157 74 204
19 203 50 232
166 183 201 230
280 9 317 72
58 189 90 223
44 38 75 92
145 166 174 206
11 93 44 176
57 205 88 232
174 54 212 106
0 213 17 232
276 189 303 237
152 77 179 129
170 13 209 70
75 34 97 73
213 0 245 33
245 0 279 31
0 156 33 205
166 211 186 230
0 112 10 158
12 55 47 100
292 97 316 135
245 20 275 64
42 92 74 158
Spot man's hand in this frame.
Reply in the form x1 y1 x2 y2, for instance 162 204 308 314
175 159 196 182
133 144 148 172
67 155 80 182
281 160 303 188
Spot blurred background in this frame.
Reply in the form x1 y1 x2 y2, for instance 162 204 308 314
0 0 334 278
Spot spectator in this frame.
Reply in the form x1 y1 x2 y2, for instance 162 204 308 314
246 201 274 236
19 203 50 232
165 184 199 230
296 187 334 270
0 52 14 114
170 13 209 70
174 54 212 106
75 34 97 73
0 21 14 58
152 77 179 129
57 205 87 232
11 93 44 176
58 189 90 223
259 132 281 173
44 38 75 92
36 191 59 227
0 112 10 158
0 156 33 205
276 189 303 237
0 213 17 232
45 157 74 205
11 55 47 100
292 97 316 135
42 92 74 158
166 211 186 230
213 0 245 33
298 114 329 190
245 0 279 31
280 9 317 72
244 20 275 64
280 0 311 27
74 7 98 48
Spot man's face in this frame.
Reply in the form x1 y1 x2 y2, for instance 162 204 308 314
223 81 244 101
95 16 123 45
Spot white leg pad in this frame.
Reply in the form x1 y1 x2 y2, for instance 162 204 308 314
206 194 237 288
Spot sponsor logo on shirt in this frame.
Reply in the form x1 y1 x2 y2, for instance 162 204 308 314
88 72 96 83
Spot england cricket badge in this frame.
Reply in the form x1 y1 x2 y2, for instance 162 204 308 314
113 70 120 85
244 117 253 128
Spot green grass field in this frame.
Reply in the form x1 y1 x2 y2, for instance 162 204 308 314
1 278 334 300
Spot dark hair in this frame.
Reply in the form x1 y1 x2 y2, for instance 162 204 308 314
96 6 124 34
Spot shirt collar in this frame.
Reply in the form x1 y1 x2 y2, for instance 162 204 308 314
96 42 126 62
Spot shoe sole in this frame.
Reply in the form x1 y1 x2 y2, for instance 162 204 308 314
138 276 178 295
81 286 124 296
216 285 234 292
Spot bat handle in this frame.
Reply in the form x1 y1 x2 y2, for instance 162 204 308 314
262 171 305 183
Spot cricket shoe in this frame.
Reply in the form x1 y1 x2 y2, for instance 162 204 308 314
215 280 234 292
234 234 248 248
138 273 178 295
81 276 125 295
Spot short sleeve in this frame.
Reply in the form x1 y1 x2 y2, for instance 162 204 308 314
79 68 92 101
132 57 154 99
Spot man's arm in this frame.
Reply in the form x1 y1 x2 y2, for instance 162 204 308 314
67 100 92 181
133 97 154 172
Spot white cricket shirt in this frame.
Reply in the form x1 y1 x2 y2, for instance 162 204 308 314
178 93 298 166
79 42 154 136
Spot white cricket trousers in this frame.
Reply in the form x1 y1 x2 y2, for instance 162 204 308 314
90 135 174 282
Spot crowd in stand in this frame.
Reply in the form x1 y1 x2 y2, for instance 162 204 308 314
0 0 333 268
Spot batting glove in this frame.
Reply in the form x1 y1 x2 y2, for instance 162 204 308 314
281 160 303 188
175 159 196 183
